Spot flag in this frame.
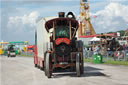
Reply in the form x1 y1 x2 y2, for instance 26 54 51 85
127 28 128 32
93 15 97 18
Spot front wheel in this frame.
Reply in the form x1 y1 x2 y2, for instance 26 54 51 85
76 53 81 77
45 53 52 78
80 54 84 74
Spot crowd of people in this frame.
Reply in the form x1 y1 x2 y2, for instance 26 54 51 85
83 38 128 61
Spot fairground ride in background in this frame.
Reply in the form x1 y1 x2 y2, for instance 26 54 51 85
78 0 96 37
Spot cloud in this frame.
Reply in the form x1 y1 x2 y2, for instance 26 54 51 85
0 10 1 41
1 1 128 44
91 2 128 33
1 0 50 1
95 3 128 20
1 0 80 43
8 11 40 30
3 11 40 43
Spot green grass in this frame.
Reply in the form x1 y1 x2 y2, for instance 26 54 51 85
84 58 93 62
84 58 128 66
104 60 128 66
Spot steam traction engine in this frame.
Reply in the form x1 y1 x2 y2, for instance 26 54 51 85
34 12 84 78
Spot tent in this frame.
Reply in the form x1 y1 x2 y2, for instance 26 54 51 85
90 37 100 41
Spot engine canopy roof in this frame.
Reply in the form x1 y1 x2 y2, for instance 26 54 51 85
45 18 79 33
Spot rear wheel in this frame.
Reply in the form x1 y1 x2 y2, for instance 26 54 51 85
8 54 10 57
44 52 47 76
35 64 37 67
45 53 52 78
76 53 81 77
40 61 44 71
37 64 40 69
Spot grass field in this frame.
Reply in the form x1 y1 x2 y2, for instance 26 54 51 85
84 58 128 66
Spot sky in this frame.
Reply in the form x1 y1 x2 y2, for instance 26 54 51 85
0 0 128 44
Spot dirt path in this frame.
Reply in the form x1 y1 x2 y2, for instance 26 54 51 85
1 55 128 85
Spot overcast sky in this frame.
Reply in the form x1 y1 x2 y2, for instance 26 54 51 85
0 0 128 44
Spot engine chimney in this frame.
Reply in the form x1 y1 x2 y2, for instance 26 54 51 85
58 12 65 18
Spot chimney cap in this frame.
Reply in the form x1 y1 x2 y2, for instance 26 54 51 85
58 12 65 18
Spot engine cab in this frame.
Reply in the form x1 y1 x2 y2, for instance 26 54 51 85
44 12 84 78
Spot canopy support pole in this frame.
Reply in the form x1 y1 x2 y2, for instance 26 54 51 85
69 21 72 40
53 22 55 40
